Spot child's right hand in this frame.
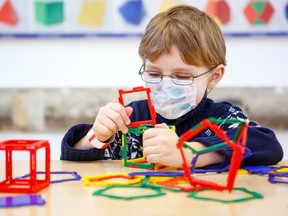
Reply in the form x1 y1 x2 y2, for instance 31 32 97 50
93 102 133 142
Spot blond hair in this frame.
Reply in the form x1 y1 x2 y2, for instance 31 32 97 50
138 5 227 67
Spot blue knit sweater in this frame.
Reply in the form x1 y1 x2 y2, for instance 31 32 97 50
60 97 283 169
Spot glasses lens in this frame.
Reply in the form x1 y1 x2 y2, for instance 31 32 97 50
171 73 193 85
142 71 162 83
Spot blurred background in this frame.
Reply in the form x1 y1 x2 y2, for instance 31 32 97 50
0 0 287 160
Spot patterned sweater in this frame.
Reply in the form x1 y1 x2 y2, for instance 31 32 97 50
60 97 283 169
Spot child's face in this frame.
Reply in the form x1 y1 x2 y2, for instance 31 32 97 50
145 46 213 106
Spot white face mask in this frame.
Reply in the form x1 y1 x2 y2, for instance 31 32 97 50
146 74 211 120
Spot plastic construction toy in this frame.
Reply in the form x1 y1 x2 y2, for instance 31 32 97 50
17 171 81 184
176 118 248 192
119 86 175 170
268 173 288 184
82 173 144 186
139 176 182 192
122 127 174 170
243 165 280 175
0 139 50 193
188 187 263 203
128 171 184 177
0 194 46 208
118 86 156 127
93 184 165 200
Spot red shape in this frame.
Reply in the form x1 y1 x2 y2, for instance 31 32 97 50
118 86 156 127
260 2 274 23
0 0 18 26
176 118 248 192
244 1 275 25
244 3 258 24
0 140 50 193
206 0 230 25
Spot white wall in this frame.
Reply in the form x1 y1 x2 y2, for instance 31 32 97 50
0 37 288 89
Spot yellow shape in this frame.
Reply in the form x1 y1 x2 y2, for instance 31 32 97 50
148 176 175 184
77 0 106 28
237 169 248 174
273 163 288 173
159 0 186 12
82 173 145 186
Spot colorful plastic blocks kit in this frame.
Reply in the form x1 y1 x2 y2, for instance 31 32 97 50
118 86 175 170
176 118 248 192
82 173 144 186
0 139 50 193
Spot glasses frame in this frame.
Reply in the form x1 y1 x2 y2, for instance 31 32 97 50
138 65 217 86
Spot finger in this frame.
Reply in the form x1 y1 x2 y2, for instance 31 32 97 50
154 123 169 129
109 103 131 125
95 114 118 135
125 107 133 119
104 103 130 134
143 127 160 140
143 144 160 157
146 153 161 164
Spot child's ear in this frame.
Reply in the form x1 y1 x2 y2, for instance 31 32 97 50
207 65 225 89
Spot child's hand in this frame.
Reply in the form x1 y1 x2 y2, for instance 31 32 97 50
93 102 133 142
143 123 187 168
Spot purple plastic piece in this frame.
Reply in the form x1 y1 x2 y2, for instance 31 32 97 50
0 194 45 208
128 171 184 177
17 171 81 183
268 172 288 184
243 166 279 175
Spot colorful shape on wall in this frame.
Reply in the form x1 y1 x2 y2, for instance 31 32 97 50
158 0 186 12
244 0 275 25
35 1 64 25
205 0 231 26
77 0 106 28
119 0 146 26
0 0 18 26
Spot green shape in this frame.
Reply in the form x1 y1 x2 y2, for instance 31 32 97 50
252 2 265 14
254 19 264 25
188 187 263 203
93 185 165 200
35 1 64 25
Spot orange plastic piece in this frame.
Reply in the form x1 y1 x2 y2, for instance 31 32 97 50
0 140 50 193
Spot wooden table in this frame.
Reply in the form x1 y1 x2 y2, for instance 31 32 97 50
0 160 288 216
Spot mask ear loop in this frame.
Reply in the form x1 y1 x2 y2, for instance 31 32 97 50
194 71 214 96
203 71 217 96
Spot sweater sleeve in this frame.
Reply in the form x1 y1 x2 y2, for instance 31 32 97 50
60 124 105 161
193 104 283 170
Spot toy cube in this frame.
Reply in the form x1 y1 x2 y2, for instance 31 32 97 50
35 1 64 25
0 140 50 193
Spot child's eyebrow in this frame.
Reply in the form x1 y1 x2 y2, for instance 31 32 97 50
146 66 195 73
145 65 161 71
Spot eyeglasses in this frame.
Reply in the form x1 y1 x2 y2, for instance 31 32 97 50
138 65 217 86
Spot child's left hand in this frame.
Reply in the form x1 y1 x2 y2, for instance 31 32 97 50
143 123 189 168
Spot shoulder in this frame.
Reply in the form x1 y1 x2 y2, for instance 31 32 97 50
206 98 246 119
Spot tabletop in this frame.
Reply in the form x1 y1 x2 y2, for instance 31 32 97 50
0 160 287 216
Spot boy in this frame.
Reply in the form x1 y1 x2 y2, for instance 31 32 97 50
61 5 283 169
